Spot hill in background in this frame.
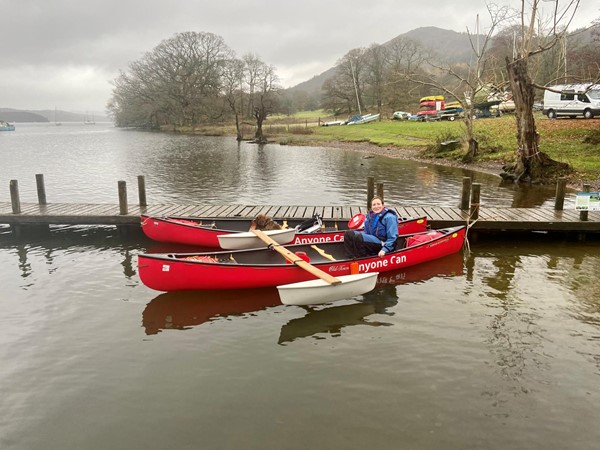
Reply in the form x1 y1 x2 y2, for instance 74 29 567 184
0 108 109 123
288 26 480 96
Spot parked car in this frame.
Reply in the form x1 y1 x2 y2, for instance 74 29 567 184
543 84 600 119
437 108 463 121
392 111 410 120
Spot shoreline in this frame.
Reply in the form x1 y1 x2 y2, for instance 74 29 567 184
283 139 506 178
278 139 595 191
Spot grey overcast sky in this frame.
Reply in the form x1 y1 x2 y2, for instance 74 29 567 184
1 0 597 113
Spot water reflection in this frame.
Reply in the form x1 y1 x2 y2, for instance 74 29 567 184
121 250 136 279
16 245 32 279
375 252 464 286
0 226 146 282
466 239 600 403
278 253 466 344
142 288 282 335
278 302 386 344
499 180 560 208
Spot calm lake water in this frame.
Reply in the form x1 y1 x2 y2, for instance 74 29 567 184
0 123 598 450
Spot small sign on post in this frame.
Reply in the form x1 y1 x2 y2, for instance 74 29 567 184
575 191 599 211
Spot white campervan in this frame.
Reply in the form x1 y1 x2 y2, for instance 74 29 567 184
543 84 600 119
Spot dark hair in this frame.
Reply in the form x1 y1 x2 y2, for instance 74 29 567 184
370 195 384 205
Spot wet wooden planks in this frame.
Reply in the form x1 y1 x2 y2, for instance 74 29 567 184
0 202 599 232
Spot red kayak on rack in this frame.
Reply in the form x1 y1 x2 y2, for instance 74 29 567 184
137 226 466 292
140 214 428 248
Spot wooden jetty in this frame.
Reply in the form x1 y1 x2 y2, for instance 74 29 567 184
1 175 599 236
1 201 598 232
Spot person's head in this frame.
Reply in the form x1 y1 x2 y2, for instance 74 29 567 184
252 214 282 230
370 196 385 213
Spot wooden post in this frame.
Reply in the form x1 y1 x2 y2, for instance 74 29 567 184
460 177 471 210
118 181 128 215
36 174 47 205
580 183 590 221
470 183 481 221
376 182 384 201
554 177 566 210
10 180 21 214
367 176 375 209
137 175 147 207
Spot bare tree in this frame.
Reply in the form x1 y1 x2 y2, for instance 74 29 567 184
108 31 232 128
222 57 245 141
323 48 369 115
403 5 511 162
365 44 389 114
501 0 582 183
384 37 428 111
249 61 280 144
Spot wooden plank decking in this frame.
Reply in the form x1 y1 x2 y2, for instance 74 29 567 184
1 202 599 233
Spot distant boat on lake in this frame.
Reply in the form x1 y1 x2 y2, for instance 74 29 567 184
0 120 15 131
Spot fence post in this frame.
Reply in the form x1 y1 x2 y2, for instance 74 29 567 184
460 177 471 210
118 181 128 215
35 174 47 205
137 175 147 207
580 183 590 221
367 177 375 209
10 180 21 214
470 183 481 221
554 177 566 211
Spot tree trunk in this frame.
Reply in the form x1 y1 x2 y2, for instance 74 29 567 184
462 112 478 163
502 57 570 183
253 109 267 144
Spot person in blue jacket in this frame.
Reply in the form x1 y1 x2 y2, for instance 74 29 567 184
344 195 398 258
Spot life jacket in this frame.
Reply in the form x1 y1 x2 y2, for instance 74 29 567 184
365 208 397 240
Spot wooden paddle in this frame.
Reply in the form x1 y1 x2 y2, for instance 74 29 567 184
311 245 336 261
251 229 341 285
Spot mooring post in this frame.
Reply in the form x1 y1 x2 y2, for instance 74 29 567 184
35 174 47 205
10 179 21 214
137 175 147 207
554 177 566 211
367 176 375 208
470 183 481 221
376 182 384 202
118 181 128 215
460 177 472 210
580 183 590 222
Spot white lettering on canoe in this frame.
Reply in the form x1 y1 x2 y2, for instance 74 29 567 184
292 234 344 245
358 254 407 272
162 264 170 272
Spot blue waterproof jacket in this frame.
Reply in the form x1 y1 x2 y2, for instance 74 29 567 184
361 208 398 253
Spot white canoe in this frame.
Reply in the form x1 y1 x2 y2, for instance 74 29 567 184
218 228 296 250
277 273 379 306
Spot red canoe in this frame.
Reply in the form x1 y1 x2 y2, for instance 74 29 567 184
140 214 428 248
138 226 466 292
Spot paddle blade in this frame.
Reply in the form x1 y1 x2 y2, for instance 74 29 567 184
277 273 378 306
218 228 296 250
